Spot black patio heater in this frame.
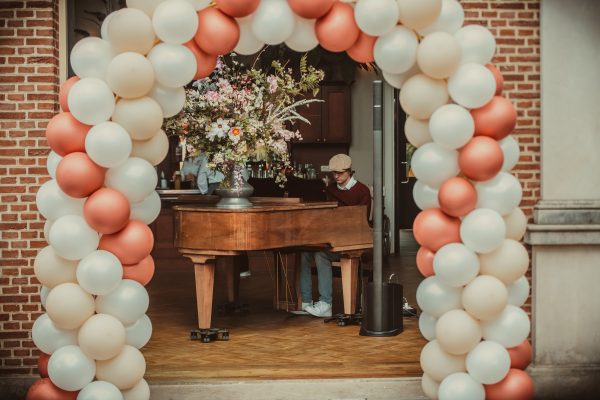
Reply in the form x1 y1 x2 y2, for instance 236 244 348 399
360 81 403 337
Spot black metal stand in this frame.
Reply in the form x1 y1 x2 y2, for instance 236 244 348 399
190 328 229 343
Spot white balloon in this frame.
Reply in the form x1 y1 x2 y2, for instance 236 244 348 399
499 135 520 171
149 83 186 118
503 207 528 240
235 16 265 55
85 122 132 168
420 340 466 382
78 381 124 400
355 0 399 36
413 180 439 210
383 63 420 90
122 378 150 400
68 77 115 125
506 275 530 307
49 215 100 261
433 243 479 287
405 116 432 148
285 16 319 52
70 37 114 79
126 0 166 17
101 12 115 41
460 208 506 254
107 8 156 55
48 345 96 391
251 0 296 45
153 0 198 44
36 179 85 220
416 276 463 318
130 191 161 224
438 372 485 400
43 219 53 244
418 0 464 36
454 24 496 65
32 313 78 354
421 373 440 400
46 151 62 179
105 157 158 203
411 142 459 188
96 279 150 325
466 340 511 384
183 0 211 11
147 43 197 88
448 63 496 109
112 97 164 141
40 286 51 309
481 305 531 348
374 25 419 74
125 314 153 349
77 250 123 296
429 104 475 149
419 312 437 341
475 172 523 216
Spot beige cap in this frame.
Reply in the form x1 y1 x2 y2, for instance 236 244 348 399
328 154 352 172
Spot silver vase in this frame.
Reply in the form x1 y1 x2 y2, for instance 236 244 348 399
214 168 254 209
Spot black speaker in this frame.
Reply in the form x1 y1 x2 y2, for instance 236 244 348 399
360 282 403 337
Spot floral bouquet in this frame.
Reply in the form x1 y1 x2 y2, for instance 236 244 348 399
164 55 325 187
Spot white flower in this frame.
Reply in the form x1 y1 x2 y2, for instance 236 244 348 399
207 118 230 141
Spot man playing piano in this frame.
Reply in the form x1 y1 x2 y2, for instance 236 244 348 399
300 154 372 317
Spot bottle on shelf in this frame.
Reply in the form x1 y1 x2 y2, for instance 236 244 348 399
174 171 181 190
160 171 168 189
257 163 264 179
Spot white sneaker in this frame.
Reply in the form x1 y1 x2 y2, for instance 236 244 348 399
289 301 312 315
305 301 332 318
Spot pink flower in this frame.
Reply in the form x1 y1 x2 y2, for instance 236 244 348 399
267 75 278 94
205 91 219 102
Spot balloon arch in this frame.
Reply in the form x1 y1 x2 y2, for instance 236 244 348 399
30 0 533 399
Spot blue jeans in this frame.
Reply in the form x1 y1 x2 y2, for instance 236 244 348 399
300 251 341 305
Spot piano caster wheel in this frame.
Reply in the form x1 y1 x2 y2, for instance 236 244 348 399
337 321 346 327
191 328 230 343
325 313 363 327
202 336 211 343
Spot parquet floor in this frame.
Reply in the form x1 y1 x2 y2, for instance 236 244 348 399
143 231 425 380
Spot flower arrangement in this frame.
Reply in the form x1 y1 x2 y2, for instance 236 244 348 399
164 55 325 187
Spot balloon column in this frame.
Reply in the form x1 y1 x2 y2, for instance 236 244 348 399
32 0 532 399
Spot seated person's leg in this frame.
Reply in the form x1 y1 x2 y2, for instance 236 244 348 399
314 251 333 305
299 252 314 306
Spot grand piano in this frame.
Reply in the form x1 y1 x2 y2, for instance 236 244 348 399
173 199 373 340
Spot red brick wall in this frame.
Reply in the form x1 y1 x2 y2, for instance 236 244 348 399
0 0 541 376
0 0 59 375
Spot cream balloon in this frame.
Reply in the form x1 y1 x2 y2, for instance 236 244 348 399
454 24 496 65
130 191 162 225
400 74 449 119
78 381 124 400
69 37 114 79
36 179 85 220
147 43 197 88
411 142 459 188
34 246 78 289
435 309 482 355
506 275 530 307
479 239 529 284
421 373 440 400
413 180 439 210
418 0 464 36
79 314 126 361
499 135 520 171
251 0 296 45
101 12 115 40
475 172 523 216
149 83 186 118
67 77 115 125
429 104 474 150
85 121 132 168
416 276 463 318
112 97 164 141
405 116 432 147
152 0 198 44
46 151 62 180
122 379 150 400
105 157 158 203
184 0 211 11
49 215 100 261
95 279 150 325
48 345 96 391
448 63 496 109
77 250 123 296
126 0 166 17
285 16 319 52
131 129 169 166
32 313 78 354
396 0 442 30
462 275 508 321
43 219 53 244
420 339 466 382
45 282 95 330
433 243 479 287
438 372 485 400
374 26 419 74
417 32 461 79
234 16 265 55
419 311 438 341
96 345 146 390
481 305 531 348
106 52 155 99
125 314 153 349
355 0 399 37
40 286 50 309
107 8 156 55
382 63 420 90
460 208 506 254
503 207 527 240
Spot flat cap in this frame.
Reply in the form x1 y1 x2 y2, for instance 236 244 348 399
328 154 352 172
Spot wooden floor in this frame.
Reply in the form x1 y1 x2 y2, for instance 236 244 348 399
143 231 425 380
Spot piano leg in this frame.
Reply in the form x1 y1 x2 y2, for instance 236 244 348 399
193 260 215 330
340 256 360 315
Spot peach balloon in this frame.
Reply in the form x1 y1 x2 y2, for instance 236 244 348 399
486 63 504 95
26 378 78 400
99 220 154 265
194 8 240 56
413 208 461 252
58 77 79 112
184 40 218 80
38 352 50 378
459 136 504 181
55 152 105 198
346 32 376 63
484 368 535 400
508 339 532 370
472 96 517 141
416 246 435 277
438 177 477 217
84 188 130 234
123 254 156 286
45 112 90 157
216 0 260 18
288 0 335 19
315 2 360 53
